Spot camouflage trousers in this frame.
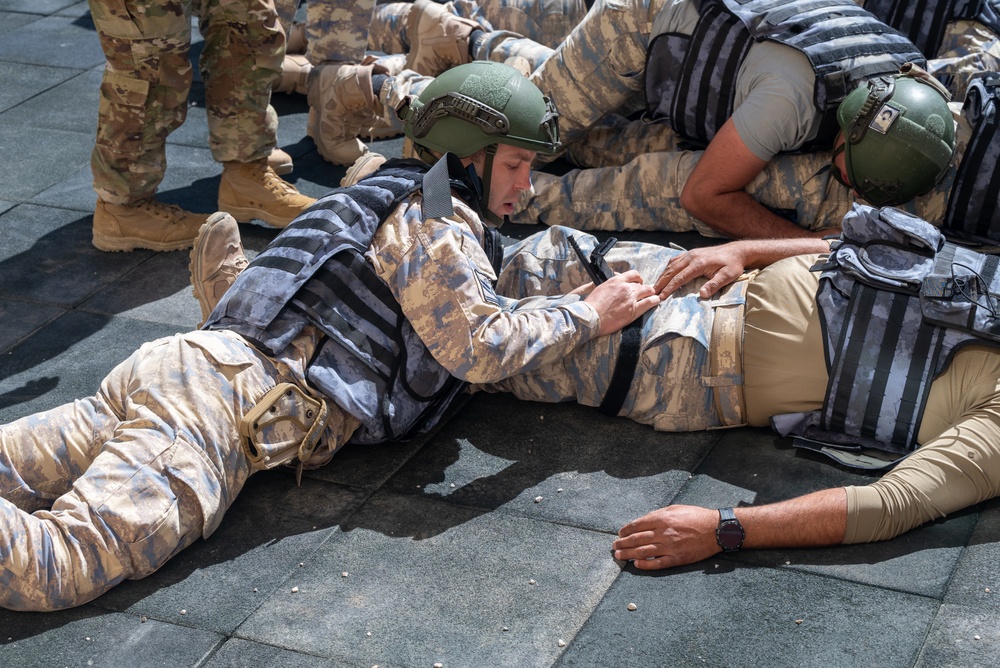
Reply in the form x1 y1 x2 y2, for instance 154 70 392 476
481 226 750 431
0 331 291 611
303 0 374 65
88 0 284 204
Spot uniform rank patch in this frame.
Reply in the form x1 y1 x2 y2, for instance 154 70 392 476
869 103 901 134
476 269 500 307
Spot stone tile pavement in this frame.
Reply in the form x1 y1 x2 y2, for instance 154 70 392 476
1 2 999 666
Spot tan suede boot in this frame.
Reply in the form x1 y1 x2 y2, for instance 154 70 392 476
405 0 478 76
268 147 294 175
218 158 316 228
189 211 248 326
274 54 312 95
340 152 388 188
306 61 385 166
92 198 208 252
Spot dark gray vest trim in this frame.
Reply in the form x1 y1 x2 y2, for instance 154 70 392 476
864 0 1000 58
645 0 924 147
209 157 501 444
943 73 1000 245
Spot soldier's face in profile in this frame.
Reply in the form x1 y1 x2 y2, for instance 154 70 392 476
472 144 537 218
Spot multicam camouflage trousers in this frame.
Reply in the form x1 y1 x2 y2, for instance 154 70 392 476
481 226 750 430
88 0 284 204
0 331 274 611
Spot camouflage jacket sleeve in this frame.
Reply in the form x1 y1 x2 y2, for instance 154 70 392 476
367 194 601 385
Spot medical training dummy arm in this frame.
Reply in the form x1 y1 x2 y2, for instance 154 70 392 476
612 488 848 570
655 237 830 298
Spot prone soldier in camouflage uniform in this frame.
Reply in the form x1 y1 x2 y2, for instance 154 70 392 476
87 0 315 252
0 62 659 612
325 0 961 239
194 165 1000 574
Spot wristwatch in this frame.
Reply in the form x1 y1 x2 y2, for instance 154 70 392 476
716 507 745 552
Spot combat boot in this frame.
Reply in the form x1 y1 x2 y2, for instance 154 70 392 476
340 152 387 188
189 211 248 326
218 158 316 228
405 0 478 76
92 198 208 252
274 54 312 95
268 147 294 175
306 60 385 166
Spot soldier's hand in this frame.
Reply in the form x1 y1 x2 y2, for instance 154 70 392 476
612 505 721 570
654 244 749 299
584 270 659 336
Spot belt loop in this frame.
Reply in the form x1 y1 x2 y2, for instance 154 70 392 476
705 279 750 427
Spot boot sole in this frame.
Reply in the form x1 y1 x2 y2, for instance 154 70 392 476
188 213 229 326
92 233 196 253
220 204 294 229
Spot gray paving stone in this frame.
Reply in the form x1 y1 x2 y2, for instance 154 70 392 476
0 64 100 130
93 473 369 635
0 312 183 422
0 9 40 36
0 607 223 668
559 564 938 668
0 203 150 307
944 500 1000 607
677 427 976 598
0 0 78 14
0 61 79 114
914 603 1000 668
0 298 63 354
204 638 339 668
79 249 207 327
0 14 103 69
385 391 722 532
239 490 621 668
0 124 92 200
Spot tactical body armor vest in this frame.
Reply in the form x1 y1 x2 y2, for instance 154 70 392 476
863 0 1000 60
208 156 504 444
644 0 924 148
943 73 1000 245
772 204 1000 469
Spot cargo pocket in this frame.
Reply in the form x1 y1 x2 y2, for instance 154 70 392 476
96 70 150 154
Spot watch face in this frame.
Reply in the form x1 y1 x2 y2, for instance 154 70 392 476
717 522 744 550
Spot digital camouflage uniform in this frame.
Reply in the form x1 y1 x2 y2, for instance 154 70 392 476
88 0 285 205
0 180 601 612
304 0 374 65
511 101 974 235
481 0 998 233
484 226 751 430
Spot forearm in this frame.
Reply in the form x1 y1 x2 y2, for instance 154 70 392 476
688 190 827 240
613 488 848 570
731 236 831 269
739 488 847 549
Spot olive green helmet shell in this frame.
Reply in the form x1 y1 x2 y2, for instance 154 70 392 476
402 61 561 158
836 72 956 207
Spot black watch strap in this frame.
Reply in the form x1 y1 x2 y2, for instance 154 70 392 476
716 507 745 552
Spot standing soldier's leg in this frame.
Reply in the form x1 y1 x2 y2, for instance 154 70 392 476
200 0 315 228
87 0 208 251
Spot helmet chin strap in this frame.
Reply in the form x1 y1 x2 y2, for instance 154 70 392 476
478 144 507 227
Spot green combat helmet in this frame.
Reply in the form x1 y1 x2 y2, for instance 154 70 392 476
399 60 561 224
835 63 956 207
